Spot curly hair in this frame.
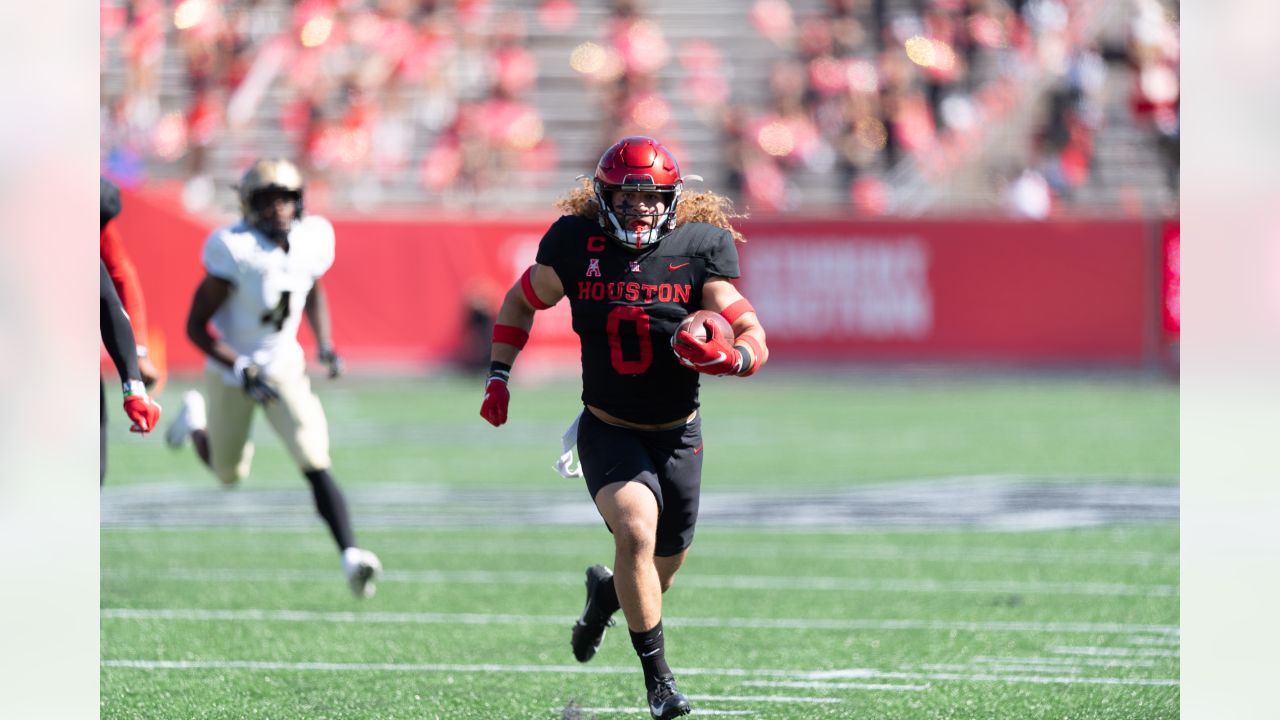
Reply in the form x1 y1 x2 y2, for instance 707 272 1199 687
555 177 747 244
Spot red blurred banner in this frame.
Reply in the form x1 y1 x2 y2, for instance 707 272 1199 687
108 185 1167 373
1161 220 1180 335
736 218 1156 364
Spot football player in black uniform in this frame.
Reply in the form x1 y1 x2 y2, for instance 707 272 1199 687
101 178 162 484
480 136 769 719
101 259 162 484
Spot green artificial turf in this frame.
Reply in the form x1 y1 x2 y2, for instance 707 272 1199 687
102 373 1177 719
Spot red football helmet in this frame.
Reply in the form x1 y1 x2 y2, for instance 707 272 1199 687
592 136 683 250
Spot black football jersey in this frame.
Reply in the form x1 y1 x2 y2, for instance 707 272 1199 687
536 215 741 424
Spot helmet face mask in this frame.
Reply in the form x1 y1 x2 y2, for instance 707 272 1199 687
597 187 677 248
592 137 683 250
238 158 304 241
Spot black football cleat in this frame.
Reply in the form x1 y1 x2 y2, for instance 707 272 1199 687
647 675 691 719
571 564 616 662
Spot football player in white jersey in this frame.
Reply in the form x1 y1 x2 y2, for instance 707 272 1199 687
165 158 381 599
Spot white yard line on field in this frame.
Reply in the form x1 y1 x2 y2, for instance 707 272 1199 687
101 531 1179 568
100 607 1179 636
874 670 1179 687
918 660 1157 673
101 566 1176 597
1048 645 1180 658
100 659 660 675
739 682 930 692
919 663 1084 674
104 658 1170 689
686 694 843 704
744 669 1179 688
97 659 883 680
971 655 1168 668
575 710 753 717
99 478 1179 531
1125 635 1181 647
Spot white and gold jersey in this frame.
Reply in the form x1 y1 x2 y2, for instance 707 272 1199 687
202 216 335 381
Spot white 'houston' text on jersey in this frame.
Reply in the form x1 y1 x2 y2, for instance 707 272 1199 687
201 216 335 381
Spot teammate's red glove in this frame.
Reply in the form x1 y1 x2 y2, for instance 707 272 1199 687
673 322 742 376
480 376 510 426
122 381 161 433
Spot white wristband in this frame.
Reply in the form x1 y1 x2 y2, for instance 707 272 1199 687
122 380 146 398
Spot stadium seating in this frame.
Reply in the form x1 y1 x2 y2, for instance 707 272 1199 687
100 0 1177 216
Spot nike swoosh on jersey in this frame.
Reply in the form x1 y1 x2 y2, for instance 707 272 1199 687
667 262 690 271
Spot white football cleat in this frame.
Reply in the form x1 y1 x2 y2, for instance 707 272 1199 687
165 390 207 449
343 548 382 599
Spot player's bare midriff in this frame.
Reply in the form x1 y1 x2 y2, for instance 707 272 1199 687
586 405 697 431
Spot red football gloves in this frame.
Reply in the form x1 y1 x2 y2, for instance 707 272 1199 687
673 320 742 376
480 363 512 427
122 381 161 433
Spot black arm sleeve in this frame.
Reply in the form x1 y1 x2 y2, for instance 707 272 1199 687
101 259 140 384
101 176 122 230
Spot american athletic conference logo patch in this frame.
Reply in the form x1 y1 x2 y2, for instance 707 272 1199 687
586 258 602 277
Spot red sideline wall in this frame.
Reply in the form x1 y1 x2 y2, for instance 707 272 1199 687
110 186 1164 374
738 218 1158 364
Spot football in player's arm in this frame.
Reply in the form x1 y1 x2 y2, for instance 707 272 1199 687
167 158 379 599
479 136 767 720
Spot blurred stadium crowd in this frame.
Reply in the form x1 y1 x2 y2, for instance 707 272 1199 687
100 0 1178 217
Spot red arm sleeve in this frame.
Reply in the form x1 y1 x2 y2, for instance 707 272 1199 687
99 224 149 346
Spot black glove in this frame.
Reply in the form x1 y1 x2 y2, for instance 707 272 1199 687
318 346 345 379
233 357 280 404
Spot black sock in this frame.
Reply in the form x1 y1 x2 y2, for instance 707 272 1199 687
304 468 356 550
629 621 672 690
590 573 621 621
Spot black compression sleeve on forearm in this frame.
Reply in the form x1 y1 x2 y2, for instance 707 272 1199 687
100 260 140 383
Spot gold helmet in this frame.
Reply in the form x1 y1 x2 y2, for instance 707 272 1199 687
237 158 304 236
